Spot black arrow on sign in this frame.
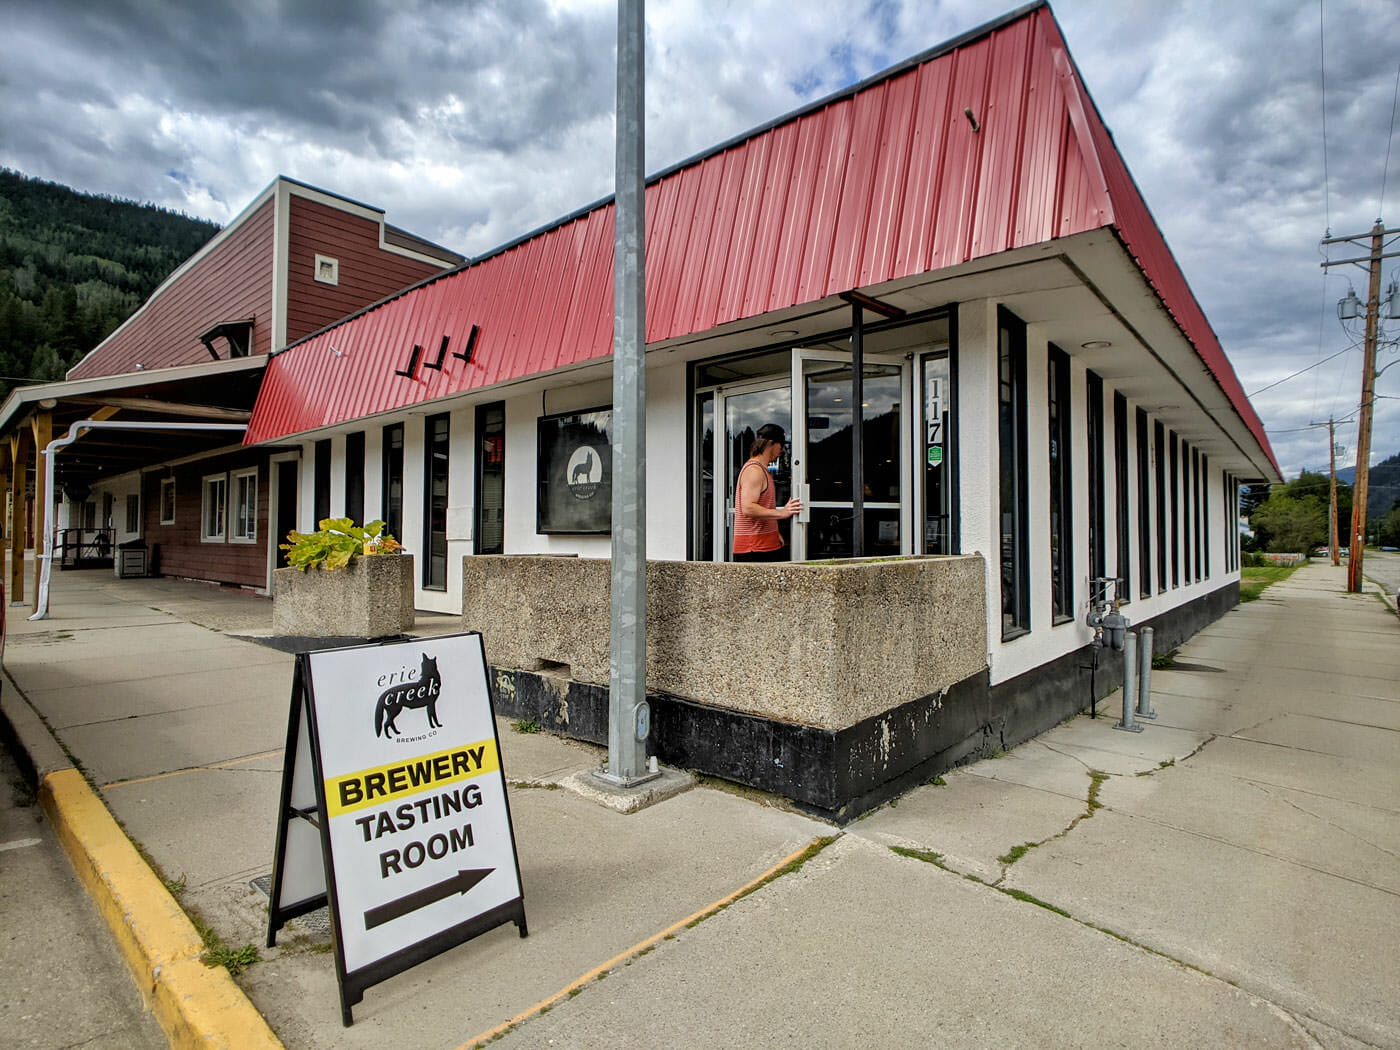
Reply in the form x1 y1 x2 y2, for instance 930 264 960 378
364 868 495 930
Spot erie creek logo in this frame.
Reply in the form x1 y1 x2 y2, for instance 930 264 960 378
373 653 444 739
565 445 602 500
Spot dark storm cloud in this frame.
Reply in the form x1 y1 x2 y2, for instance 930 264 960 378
4 0 614 157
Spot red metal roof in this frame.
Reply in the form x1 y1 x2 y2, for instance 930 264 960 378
246 3 1275 474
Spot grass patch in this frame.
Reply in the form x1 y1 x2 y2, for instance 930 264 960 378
1086 770 1109 812
1239 563 1301 602
189 910 261 977
889 845 945 867
1000 887 1072 918
510 780 561 790
511 717 542 734
930 775 947 786
203 942 260 977
1086 772 1108 812
998 841 1038 866
1151 649 1177 670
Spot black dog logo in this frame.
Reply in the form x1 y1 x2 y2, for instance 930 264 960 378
374 653 443 738
571 449 594 484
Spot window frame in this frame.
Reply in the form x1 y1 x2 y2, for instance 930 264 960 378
125 493 140 534
313 438 332 527
160 477 177 525
382 422 405 543
1169 430 1180 589
475 402 506 555
997 307 1030 640
201 472 228 543
1114 392 1131 603
344 431 365 526
1136 408 1152 599
423 412 451 591
1048 344 1074 625
1155 420 1167 593
229 467 259 544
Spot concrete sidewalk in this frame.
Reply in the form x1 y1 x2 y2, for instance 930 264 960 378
2 560 1397 1048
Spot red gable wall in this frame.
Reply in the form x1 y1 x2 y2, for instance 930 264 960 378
70 199 276 379
285 195 456 344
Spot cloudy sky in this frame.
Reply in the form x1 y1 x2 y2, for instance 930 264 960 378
3 0 1399 479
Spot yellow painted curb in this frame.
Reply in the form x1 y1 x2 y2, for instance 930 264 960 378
40 767 284 1050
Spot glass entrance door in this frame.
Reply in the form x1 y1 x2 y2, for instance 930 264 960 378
790 351 909 561
696 379 792 561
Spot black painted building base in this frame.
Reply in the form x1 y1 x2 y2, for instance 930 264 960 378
488 582 1238 823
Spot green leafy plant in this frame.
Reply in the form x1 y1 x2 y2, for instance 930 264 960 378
280 518 403 572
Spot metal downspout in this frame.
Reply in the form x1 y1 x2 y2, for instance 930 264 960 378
30 420 248 621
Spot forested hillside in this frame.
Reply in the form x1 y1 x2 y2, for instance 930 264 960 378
0 169 220 397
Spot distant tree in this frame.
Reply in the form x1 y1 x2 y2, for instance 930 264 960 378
1250 492 1327 553
0 167 219 397
1378 500 1400 548
1283 469 1352 537
1240 483 1269 517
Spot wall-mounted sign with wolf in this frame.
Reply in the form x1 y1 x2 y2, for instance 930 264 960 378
266 632 527 1026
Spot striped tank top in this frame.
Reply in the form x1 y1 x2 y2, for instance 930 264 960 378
733 461 782 554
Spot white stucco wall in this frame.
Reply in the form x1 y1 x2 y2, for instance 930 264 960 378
960 297 1242 689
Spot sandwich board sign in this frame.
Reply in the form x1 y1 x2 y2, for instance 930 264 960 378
266 632 526 1025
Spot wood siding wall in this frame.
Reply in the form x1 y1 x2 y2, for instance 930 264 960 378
71 201 276 379
285 196 451 343
143 449 270 588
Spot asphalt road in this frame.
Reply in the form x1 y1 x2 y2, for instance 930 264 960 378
0 740 165 1049
1362 547 1400 600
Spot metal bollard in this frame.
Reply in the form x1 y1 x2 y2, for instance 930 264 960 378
1137 625 1157 719
1114 631 1143 732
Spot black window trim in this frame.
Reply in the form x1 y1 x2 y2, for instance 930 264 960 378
998 306 1030 641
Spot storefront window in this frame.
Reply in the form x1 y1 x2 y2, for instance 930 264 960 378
423 414 449 590
382 423 403 543
536 408 611 534
476 403 505 555
998 308 1029 639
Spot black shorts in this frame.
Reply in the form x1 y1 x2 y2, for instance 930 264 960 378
732 547 787 563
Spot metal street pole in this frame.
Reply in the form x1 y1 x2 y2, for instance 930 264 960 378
603 0 653 785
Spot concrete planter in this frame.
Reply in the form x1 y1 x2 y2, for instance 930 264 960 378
273 555 415 639
462 554 986 730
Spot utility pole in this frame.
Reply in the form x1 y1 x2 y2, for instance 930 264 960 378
1308 417 1351 567
1327 418 1339 566
1320 220 1399 592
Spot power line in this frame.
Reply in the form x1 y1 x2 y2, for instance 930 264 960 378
1382 58 1400 218
1319 0 1331 233
1248 343 1356 398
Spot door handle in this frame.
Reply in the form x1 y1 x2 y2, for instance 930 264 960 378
796 483 811 524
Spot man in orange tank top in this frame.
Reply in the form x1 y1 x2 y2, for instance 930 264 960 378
732 423 803 562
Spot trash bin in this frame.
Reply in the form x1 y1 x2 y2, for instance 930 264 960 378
117 539 148 578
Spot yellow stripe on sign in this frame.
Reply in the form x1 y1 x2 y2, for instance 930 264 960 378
326 739 499 817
